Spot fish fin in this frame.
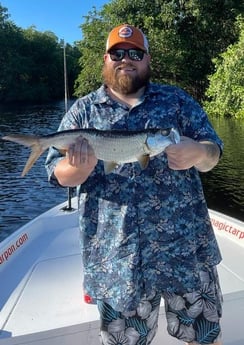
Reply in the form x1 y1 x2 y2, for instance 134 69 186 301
137 155 150 170
21 146 45 177
2 134 40 148
103 161 118 174
3 134 45 177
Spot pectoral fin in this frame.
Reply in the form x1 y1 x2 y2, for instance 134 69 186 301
137 155 150 170
103 161 118 174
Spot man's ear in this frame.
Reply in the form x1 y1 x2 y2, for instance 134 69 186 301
104 53 109 62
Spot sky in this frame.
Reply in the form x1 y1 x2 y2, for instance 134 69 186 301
1 0 109 44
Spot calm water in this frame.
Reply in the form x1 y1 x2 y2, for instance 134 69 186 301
0 102 243 241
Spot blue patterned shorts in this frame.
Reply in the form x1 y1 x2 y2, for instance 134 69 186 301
97 267 223 345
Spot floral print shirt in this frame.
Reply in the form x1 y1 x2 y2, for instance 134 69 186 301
45 83 223 312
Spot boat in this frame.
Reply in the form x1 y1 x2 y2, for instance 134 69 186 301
0 197 243 345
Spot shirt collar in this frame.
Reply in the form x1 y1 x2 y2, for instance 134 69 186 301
93 83 157 104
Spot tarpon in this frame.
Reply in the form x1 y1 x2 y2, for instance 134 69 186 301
2 127 180 176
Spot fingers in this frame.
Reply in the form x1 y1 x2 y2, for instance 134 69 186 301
165 145 184 170
165 138 202 170
67 137 96 167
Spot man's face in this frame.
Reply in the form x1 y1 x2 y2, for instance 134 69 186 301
103 43 151 95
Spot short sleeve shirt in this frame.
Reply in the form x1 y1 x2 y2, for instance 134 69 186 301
45 83 223 312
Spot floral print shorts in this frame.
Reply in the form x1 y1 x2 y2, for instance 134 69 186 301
97 267 223 345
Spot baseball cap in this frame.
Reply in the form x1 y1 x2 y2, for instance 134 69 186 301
106 24 149 53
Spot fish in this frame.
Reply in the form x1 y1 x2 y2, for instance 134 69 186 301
2 127 180 176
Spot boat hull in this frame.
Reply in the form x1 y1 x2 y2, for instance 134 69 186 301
0 199 243 344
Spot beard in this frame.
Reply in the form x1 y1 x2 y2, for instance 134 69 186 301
102 63 151 95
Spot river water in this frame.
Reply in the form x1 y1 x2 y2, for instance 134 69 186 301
0 101 243 241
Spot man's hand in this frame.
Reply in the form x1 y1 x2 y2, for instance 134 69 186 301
67 136 98 169
54 137 98 187
165 136 220 172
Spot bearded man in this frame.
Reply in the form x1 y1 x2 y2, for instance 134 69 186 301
46 24 223 345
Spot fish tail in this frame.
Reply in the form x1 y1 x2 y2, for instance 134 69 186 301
2 134 46 177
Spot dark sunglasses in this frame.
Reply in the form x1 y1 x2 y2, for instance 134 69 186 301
108 49 145 61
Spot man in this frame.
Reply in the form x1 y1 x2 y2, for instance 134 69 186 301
46 24 223 345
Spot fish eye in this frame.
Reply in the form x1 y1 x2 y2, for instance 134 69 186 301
161 129 171 136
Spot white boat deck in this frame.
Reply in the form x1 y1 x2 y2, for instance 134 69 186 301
0 201 244 345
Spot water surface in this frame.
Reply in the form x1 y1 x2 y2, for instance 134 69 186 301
0 103 243 241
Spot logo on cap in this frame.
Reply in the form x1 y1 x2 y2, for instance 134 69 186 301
118 26 133 38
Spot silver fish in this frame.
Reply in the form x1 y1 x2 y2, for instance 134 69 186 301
2 127 180 176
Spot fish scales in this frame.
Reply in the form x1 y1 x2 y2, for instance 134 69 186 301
77 130 148 163
2 128 180 176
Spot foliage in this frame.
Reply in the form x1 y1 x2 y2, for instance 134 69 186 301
75 0 244 100
74 9 106 95
1 0 243 113
204 16 244 118
0 4 80 103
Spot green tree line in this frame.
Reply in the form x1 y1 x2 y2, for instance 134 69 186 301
0 4 80 103
204 16 244 119
0 1 243 118
75 0 244 118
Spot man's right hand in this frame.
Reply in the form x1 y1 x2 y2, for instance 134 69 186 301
67 136 98 168
54 136 98 187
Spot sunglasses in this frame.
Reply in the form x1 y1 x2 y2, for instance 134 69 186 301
108 49 145 61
